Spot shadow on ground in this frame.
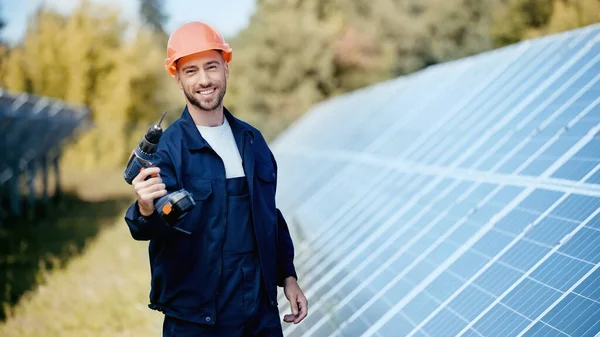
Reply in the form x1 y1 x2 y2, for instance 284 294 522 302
0 193 132 321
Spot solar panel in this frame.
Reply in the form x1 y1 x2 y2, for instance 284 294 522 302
0 89 91 219
271 23 600 337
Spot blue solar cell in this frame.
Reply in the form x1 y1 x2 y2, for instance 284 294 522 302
472 303 530 337
442 218 479 245
361 297 393 328
448 249 490 282
551 157 599 181
521 135 583 176
523 322 568 336
557 83 600 121
530 253 593 291
462 328 489 337
585 167 600 184
403 292 440 325
541 292 600 337
487 185 524 205
446 284 496 322
497 155 530 174
574 266 600 299
310 322 340 337
516 189 564 213
477 137 530 172
494 209 541 235
499 239 550 271
552 139 600 181
411 329 430 337
548 194 600 221
558 227 600 263
382 276 414 304
473 203 508 225
402 253 437 284
459 132 507 169
426 270 464 302
422 307 467 337
473 261 522 297
567 111 600 136
377 313 417 337
526 216 578 246
502 278 562 319
471 229 514 257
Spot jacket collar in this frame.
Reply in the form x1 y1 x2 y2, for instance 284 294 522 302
179 105 253 151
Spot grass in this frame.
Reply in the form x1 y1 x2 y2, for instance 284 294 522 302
0 169 165 336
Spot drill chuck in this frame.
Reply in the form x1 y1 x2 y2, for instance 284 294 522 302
139 111 167 155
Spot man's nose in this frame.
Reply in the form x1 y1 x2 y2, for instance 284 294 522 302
198 70 210 86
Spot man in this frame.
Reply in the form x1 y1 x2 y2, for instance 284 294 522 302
124 21 307 336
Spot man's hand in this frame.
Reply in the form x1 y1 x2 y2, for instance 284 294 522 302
132 167 167 216
283 276 308 324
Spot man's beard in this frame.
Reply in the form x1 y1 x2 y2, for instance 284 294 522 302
184 82 227 112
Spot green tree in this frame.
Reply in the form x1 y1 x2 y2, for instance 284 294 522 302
139 0 168 38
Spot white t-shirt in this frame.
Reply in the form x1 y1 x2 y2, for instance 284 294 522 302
196 117 245 178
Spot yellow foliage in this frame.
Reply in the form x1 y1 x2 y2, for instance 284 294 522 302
491 0 600 46
545 0 600 34
3 2 181 172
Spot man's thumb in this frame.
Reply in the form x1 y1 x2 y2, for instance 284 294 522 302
290 295 299 315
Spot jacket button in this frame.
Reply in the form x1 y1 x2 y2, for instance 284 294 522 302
250 139 253 144
205 316 211 322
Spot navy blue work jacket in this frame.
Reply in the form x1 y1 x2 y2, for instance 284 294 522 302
124 106 297 325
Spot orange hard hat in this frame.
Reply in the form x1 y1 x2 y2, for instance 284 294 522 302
165 21 232 77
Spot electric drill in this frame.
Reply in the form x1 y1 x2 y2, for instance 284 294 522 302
124 111 195 233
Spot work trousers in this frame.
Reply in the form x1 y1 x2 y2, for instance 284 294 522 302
162 177 283 337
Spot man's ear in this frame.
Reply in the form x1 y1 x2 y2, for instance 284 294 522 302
224 62 229 79
175 71 183 90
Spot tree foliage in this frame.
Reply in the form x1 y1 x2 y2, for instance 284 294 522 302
226 0 505 139
139 0 168 38
491 0 600 47
2 0 597 170
1 1 180 170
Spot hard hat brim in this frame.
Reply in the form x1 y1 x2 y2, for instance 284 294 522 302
165 45 232 77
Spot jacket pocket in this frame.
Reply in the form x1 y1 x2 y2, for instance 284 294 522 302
256 161 276 183
188 179 213 201
173 179 213 234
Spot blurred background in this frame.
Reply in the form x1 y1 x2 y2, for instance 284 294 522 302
0 0 599 336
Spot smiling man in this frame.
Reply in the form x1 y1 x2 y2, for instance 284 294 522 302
124 21 307 337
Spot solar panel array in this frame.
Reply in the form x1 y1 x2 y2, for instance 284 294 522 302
0 88 91 220
271 23 600 337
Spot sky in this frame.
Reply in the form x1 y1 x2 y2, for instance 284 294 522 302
1 0 256 44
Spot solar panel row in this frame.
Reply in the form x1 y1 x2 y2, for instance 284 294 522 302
0 88 91 218
271 23 600 337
